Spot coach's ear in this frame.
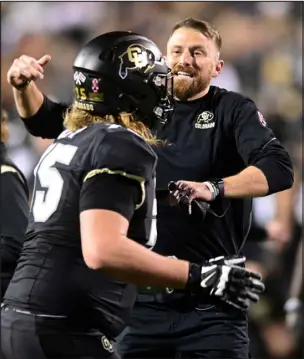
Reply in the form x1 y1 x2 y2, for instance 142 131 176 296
212 60 224 78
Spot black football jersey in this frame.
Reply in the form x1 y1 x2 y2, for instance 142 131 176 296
27 123 157 245
4 123 157 338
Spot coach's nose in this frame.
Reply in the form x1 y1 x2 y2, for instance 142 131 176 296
179 49 193 67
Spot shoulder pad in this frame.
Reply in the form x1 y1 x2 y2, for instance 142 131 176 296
91 126 157 183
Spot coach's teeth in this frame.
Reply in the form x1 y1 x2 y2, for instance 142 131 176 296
177 72 192 77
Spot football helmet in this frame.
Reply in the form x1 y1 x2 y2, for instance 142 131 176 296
73 31 173 130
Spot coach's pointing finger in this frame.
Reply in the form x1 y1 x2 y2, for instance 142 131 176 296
37 55 51 67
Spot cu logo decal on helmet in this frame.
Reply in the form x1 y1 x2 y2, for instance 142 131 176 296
118 44 156 80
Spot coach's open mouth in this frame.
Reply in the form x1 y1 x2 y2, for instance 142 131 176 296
176 71 193 78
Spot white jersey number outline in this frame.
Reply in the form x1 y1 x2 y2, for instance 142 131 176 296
32 142 78 222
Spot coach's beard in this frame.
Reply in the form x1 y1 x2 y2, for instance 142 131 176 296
173 77 203 101
173 65 210 101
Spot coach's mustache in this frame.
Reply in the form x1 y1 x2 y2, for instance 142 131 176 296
171 64 197 77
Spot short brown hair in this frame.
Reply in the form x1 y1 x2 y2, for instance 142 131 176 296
171 17 222 51
1 109 9 142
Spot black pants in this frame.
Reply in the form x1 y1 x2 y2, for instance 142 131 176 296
1 305 120 359
116 293 251 359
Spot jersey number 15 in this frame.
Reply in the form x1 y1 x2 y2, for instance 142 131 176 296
31 142 78 222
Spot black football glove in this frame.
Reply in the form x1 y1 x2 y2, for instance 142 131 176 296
186 257 265 311
207 255 246 267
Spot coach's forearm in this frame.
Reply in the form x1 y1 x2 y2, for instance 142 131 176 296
275 188 294 226
88 236 189 289
223 166 269 198
13 82 44 118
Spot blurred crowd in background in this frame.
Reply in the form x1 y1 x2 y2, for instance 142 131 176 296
1 2 302 358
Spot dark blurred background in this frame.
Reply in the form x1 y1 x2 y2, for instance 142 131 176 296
1 2 303 358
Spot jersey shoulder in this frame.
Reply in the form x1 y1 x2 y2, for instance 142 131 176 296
1 156 29 199
90 124 157 182
211 86 256 109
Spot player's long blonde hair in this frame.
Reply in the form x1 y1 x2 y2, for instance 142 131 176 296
63 104 159 145
1 109 9 142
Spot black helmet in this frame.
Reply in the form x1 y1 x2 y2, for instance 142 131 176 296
72 31 173 130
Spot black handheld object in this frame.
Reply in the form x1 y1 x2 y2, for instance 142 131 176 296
168 181 190 205
168 181 229 219
168 181 211 218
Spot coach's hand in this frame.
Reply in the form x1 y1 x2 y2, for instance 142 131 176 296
7 54 51 90
187 261 265 311
172 180 214 202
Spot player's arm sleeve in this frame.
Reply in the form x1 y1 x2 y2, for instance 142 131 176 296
79 130 155 220
20 95 67 139
79 174 142 221
0 168 29 265
232 99 294 195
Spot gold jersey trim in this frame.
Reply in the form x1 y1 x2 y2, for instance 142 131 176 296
83 168 145 210
1 165 25 185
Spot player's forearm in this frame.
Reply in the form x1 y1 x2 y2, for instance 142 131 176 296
223 166 269 198
13 82 44 118
87 236 189 289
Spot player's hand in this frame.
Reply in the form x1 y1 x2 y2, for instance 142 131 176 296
207 255 246 267
7 54 51 90
199 262 265 311
187 259 265 311
172 180 213 202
